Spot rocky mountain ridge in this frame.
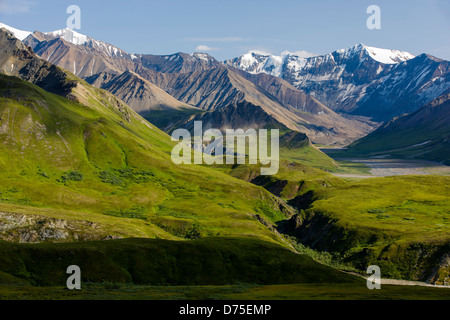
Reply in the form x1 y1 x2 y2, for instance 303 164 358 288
226 44 450 121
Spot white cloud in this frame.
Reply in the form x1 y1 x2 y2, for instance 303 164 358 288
195 45 220 52
0 0 35 14
187 37 245 43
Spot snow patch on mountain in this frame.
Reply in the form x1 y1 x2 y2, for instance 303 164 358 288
44 28 129 59
192 52 213 62
364 45 415 64
334 43 415 64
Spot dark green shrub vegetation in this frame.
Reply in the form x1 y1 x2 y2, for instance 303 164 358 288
99 168 156 186
99 170 124 186
60 171 84 182
103 206 148 220
186 223 202 240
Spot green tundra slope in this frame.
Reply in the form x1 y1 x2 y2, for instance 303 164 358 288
347 93 450 165
280 175 450 284
0 74 296 244
0 74 368 293
0 238 359 287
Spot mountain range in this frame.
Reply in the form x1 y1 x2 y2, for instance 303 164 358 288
226 45 450 122
2 22 450 160
0 23 377 146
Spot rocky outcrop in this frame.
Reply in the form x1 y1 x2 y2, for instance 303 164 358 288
180 101 287 133
0 211 121 243
0 29 77 98
426 253 450 285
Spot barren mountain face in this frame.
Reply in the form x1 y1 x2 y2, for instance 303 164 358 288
16 27 379 145
24 30 138 78
85 70 196 113
20 26 448 146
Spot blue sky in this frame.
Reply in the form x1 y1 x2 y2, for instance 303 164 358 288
1 0 449 60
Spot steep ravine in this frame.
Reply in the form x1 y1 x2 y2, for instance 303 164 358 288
275 192 450 285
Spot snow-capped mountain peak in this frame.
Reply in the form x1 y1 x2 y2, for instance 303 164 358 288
230 44 416 75
0 22 32 41
226 43 447 122
191 52 215 63
238 51 270 69
225 43 416 77
43 28 128 59
226 51 289 77
336 43 415 64
45 28 89 46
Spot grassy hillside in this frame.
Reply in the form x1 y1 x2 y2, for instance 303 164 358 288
215 160 343 201
211 131 343 201
0 73 380 299
6 238 447 300
281 175 450 283
347 93 450 165
348 126 450 165
279 133 339 172
0 237 359 287
0 74 295 244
